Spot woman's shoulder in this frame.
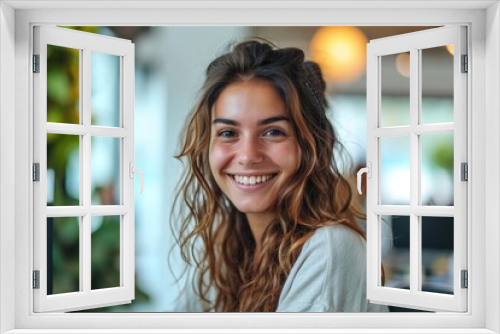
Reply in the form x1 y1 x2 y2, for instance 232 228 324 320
284 224 367 291
303 224 365 255
277 224 386 312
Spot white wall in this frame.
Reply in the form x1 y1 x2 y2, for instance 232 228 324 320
485 2 500 333
5 4 497 330
0 2 16 333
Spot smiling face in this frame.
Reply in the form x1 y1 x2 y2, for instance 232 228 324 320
209 79 301 225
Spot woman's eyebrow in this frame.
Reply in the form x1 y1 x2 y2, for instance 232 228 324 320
212 118 239 126
212 116 290 126
258 116 290 126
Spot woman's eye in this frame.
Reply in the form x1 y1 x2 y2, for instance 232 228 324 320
264 129 285 137
217 130 237 138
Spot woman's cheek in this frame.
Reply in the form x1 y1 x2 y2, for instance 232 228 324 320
209 143 230 173
272 142 301 171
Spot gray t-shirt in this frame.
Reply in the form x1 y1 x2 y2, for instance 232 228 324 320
176 224 389 312
276 225 389 312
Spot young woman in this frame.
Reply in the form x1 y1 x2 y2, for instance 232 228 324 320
173 39 388 312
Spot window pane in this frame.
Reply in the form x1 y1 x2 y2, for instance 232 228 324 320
381 215 410 290
47 45 80 124
91 52 121 127
421 216 454 294
91 215 120 290
47 217 80 295
381 52 410 127
421 133 454 206
47 134 80 206
421 46 454 124
91 136 121 205
381 136 410 205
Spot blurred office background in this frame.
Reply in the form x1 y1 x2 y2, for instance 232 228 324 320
46 26 454 312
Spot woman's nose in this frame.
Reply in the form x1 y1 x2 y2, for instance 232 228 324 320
237 138 264 166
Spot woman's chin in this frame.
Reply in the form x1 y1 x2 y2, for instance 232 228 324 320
232 203 272 216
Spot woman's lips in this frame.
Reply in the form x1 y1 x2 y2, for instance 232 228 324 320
227 173 277 191
231 174 276 185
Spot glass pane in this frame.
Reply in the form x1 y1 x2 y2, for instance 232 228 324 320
381 215 410 290
421 46 454 124
381 52 410 127
381 136 410 205
91 52 121 127
47 45 80 124
47 134 80 206
91 216 120 290
47 217 80 295
91 136 121 205
421 216 454 294
421 133 454 206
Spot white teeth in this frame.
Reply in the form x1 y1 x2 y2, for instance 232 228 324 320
232 174 274 185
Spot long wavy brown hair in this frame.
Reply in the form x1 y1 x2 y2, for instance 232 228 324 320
172 39 373 312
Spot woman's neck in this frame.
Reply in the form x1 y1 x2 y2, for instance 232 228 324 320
245 212 274 259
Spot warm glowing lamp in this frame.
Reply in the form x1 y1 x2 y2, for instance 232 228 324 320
396 53 411 78
446 44 454 56
310 26 368 83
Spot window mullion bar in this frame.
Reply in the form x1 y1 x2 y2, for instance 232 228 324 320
46 123 88 135
82 47 92 294
78 49 84 293
122 49 135 295
412 206 455 217
372 126 411 137
90 205 130 216
46 206 90 217
366 48 379 295
409 47 420 294
375 55 382 289
372 124 454 138
413 123 454 135
373 205 454 216
119 56 124 287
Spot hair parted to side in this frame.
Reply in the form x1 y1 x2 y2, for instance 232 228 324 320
172 38 372 312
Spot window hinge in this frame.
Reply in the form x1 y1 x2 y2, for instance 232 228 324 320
461 162 468 181
461 270 468 289
33 270 40 289
33 54 40 73
33 163 40 182
461 54 468 73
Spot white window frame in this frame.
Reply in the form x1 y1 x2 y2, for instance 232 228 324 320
366 26 468 312
33 25 136 313
0 1 499 333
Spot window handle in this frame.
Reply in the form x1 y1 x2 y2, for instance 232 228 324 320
357 162 371 195
129 161 144 194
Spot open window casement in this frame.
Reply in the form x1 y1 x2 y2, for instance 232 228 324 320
364 26 467 312
33 26 140 312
